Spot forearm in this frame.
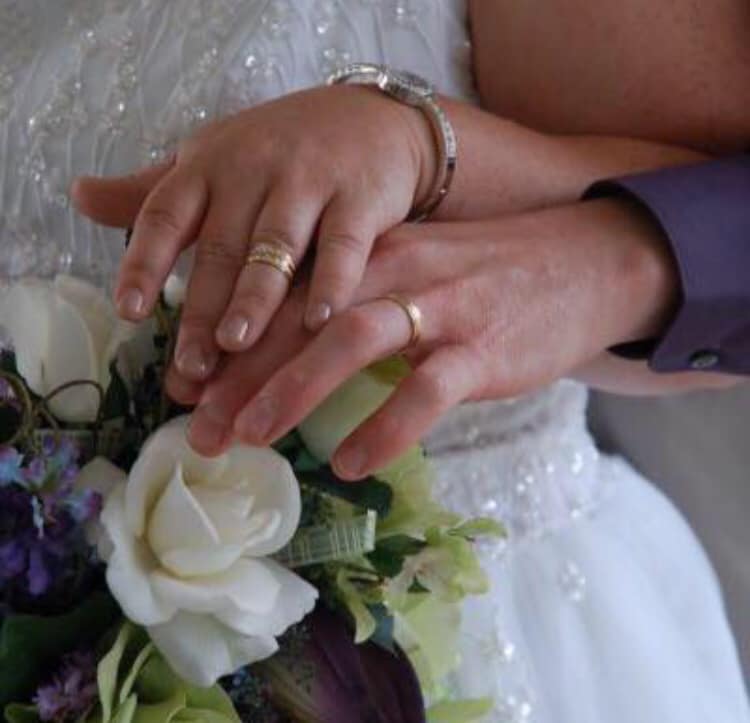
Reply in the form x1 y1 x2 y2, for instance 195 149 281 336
573 354 743 396
428 97 708 220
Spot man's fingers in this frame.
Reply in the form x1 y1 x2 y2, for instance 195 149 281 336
332 346 478 479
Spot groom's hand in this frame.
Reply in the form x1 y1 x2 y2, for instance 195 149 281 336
184 199 682 478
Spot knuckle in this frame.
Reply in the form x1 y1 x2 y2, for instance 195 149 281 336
411 369 450 408
339 307 382 342
197 236 245 267
235 286 278 312
322 231 368 258
139 206 184 238
252 228 300 256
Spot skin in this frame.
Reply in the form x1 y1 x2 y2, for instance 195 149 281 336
72 0 750 476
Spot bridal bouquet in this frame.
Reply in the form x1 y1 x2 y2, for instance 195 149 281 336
0 275 501 723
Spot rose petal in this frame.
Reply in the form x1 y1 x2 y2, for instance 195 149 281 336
126 417 228 536
44 294 101 422
148 612 279 687
222 445 301 556
0 281 53 395
215 558 318 637
189 485 255 545
158 544 245 578
100 486 176 625
147 462 221 566
150 557 282 616
75 457 128 549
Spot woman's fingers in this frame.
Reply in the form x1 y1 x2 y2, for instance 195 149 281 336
172 190 263 380
215 185 325 352
70 159 173 228
232 294 438 448
115 167 208 320
333 346 479 480
304 193 380 331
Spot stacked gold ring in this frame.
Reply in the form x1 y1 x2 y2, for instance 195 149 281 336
246 242 296 282
381 294 423 350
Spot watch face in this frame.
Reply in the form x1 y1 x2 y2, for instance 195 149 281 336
389 70 434 100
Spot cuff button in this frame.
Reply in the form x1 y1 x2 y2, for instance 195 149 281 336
689 350 720 370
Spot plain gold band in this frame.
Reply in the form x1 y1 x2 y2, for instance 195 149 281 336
380 294 423 350
246 242 296 282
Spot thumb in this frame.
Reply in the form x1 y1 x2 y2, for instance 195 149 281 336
70 158 173 228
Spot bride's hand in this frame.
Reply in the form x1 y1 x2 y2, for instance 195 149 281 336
71 85 435 381
182 199 680 479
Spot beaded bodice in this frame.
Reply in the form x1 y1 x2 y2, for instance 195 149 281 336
0 0 601 547
0 0 474 283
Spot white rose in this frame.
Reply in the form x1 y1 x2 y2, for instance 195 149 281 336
88 416 317 687
0 275 143 422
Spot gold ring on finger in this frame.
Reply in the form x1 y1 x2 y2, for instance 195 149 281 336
380 294 423 351
246 241 296 282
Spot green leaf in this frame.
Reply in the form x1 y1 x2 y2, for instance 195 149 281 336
111 694 137 723
0 350 18 375
292 448 322 473
100 361 130 421
183 684 239 720
97 623 151 722
4 703 39 723
427 698 494 722
366 535 426 578
299 466 392 516
366 357 412 386
0 593 121 709
450 517 506 540
367 603 396 652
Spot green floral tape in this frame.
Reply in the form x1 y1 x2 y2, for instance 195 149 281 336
276 511 378 568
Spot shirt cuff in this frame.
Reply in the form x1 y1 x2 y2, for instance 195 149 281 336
585 154 750 375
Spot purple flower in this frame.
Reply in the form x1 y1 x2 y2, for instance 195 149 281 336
0 447 24 486
34 650 98 722
256 606 426 723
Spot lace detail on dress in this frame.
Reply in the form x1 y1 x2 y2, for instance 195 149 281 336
0 0 475 286
427 382 609 548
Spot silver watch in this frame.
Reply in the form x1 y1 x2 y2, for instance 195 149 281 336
327 62 457 222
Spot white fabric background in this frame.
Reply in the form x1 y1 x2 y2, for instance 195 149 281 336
591 385 750 678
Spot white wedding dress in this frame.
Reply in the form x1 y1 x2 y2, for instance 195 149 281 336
0 2 747 721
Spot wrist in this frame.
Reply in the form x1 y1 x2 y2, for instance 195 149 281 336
598 198 680 345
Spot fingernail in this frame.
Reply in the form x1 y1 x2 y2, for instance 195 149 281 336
218 314 251 348
305 302 332 331
117 288 145 318
190 404 229 451
235 396 278 443
334 445 368 479
176 343 217 380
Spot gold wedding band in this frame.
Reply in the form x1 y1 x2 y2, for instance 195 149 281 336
246 242 296 282
381 294 423 350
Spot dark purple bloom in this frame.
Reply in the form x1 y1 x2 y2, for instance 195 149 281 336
0 437 102 609
257 606 426 723
34 650 98 722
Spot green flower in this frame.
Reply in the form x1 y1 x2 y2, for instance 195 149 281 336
87 622 240 723
297 365 457 537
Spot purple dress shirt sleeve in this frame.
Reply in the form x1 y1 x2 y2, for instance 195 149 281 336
585 155 750 375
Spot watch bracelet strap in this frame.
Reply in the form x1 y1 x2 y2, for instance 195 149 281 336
327 64 456 222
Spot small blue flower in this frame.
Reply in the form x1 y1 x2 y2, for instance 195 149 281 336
0 446 24 486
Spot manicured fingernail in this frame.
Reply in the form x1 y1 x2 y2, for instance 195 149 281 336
117 288 145 318
235 396 278 442
218 314 251 348
176 343 217 380
190 404 229 452
305 302 332 331
335 445 368 479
